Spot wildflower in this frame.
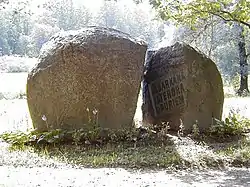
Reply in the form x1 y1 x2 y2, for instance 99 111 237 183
93 108 98 115
42 115 47 121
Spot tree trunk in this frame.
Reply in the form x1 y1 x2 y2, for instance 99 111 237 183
237 25 249 96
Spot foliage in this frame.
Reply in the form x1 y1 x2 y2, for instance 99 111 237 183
1 118 250 169
0 125 172 148
150 0 250 29
209 110 250 137
215 137 250 166
38 144 184 169
0 0 165 57
0 126 185 169
159 0 250 85
191 121 200 138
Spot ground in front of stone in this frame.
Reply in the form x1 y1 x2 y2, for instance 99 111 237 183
1 133 250 187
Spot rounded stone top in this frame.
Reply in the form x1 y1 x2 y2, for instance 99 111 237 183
39 26 147 57
29 26 148 77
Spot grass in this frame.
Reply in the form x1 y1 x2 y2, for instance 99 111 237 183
1 113 250 170
213 135 250 167
37 144 184 169
0 127 187 169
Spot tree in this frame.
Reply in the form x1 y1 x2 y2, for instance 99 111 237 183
0 0 167 56
0 0 34 55
150 0 250 28
151 0 250 95
173 18 249 86
237 24 249 95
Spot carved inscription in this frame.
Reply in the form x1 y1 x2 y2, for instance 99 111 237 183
148 70 186 117
148 55 185 80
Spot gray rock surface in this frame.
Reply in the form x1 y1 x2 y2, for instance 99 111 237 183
27 26 147 132
142 42 224 132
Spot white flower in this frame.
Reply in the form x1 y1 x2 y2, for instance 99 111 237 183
93 109 98 115
42 115 47 121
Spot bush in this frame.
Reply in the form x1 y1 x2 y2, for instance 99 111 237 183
0 124 172 149
209 110 250 137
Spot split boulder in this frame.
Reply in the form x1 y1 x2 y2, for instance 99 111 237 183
142 42 224 132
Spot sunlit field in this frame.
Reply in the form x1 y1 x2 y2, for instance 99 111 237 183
1 65 250 134
0 73 28 99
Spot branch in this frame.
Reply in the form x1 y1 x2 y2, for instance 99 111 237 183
208 16 214 57
220 9 250 28
188 20 215 44
190 6 250 28
202 10 250 28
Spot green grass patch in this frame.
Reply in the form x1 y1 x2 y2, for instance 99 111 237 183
1 112 250 170
214 136 250 167
0 127 188 169
36 144 185 169
189 110 250 142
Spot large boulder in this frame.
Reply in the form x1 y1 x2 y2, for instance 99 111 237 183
142 42 224 132
27 26 147 132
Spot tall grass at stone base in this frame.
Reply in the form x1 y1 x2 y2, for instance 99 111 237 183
0 105 250 169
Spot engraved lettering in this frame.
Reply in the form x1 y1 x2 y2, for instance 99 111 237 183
162 92 167 101
164 103 169 110
167 89 171 99
171 87 175 97
165 79 170 89
176 86 180 95
148 68 186 116
177 73 181 82
155 94 162 105
161 81 166 90
180 83 184 92
169 100 173 110
169 77 174 85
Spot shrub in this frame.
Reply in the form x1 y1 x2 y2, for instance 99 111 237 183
209 110 250 137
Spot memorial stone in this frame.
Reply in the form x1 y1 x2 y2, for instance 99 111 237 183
142 42 224 132
27 26 147 132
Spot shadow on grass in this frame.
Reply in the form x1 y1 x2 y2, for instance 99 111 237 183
0 127 190 169
32 138 189 170
189 132 250 167
2 128 250 170
170 167 250 187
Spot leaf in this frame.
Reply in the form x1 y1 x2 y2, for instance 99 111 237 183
37 135 45 144
150 0 250 28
